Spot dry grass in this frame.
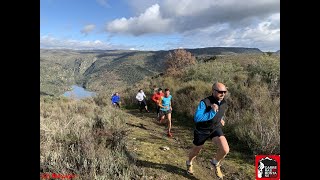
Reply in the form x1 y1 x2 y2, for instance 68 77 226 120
40 96 139 179
40 52 279 179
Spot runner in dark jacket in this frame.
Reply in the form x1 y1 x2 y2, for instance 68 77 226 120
186 82 229 179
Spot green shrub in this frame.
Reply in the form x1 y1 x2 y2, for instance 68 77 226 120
227 84 280 154
247 55 280 90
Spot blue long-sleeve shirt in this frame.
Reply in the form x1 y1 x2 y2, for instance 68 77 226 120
111 95 120 103
194 101 217 123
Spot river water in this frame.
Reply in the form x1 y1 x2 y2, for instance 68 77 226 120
63 85 96 99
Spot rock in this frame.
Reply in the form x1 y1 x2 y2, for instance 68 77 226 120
160 146 170 151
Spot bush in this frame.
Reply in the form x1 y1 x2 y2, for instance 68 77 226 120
165 49 196 77
172 81 211 120
227 83 280 154
247 55 280 92
182 61 245 86
40 96 139 179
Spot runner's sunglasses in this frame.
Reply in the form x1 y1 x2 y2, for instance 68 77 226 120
214 89 227 94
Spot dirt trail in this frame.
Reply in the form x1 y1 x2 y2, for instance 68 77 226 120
123 109 255 180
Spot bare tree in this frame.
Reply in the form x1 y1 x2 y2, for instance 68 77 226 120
165 49 196 77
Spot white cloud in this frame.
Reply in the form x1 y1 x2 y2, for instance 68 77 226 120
107 0 279 36
80 24 96 35
40 35 137 50
40 35 113 50
162 0 279 32
178 13 280 51
106 4 173 35
106 0 279 51
162 0 278 17
43 0 279 51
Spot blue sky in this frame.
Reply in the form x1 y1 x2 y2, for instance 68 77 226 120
40 0 280 52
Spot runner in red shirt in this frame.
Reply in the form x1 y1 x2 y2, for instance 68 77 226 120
151 88 164 118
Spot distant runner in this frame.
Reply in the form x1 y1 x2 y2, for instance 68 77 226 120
111 92 121 108
136 89 150 113
158 88 173 137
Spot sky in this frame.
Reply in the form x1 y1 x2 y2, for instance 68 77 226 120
40 0 280 52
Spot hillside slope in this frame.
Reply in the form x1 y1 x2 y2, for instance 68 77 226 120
40 47 263 96
123 109 255 180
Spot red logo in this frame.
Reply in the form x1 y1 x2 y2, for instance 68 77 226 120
255 155 280 180
40 173 76 179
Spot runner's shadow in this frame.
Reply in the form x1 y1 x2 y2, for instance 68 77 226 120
135 159 200 180
126 122 148 130
126 109 162 126
127 109 156 118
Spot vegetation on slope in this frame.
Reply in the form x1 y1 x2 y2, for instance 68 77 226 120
40 47 264 97
40 48 279 179
120 52 280 155
40 96 142 179
40 95 255 180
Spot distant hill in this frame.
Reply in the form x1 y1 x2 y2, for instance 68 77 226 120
40 47 264 96
185 47 262 56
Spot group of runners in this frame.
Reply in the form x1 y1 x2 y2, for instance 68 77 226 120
113 82 230 179
135 87 173 137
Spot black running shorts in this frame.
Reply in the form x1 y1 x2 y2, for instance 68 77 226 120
159 109 172 116
193 126 224 146
138 99 147 107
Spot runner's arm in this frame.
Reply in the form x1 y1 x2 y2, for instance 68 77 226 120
136 94 140 101
158 97 164 108
194 101 217 122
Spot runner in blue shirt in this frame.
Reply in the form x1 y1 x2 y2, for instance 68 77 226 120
158 88 173 137
111 92 120 108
